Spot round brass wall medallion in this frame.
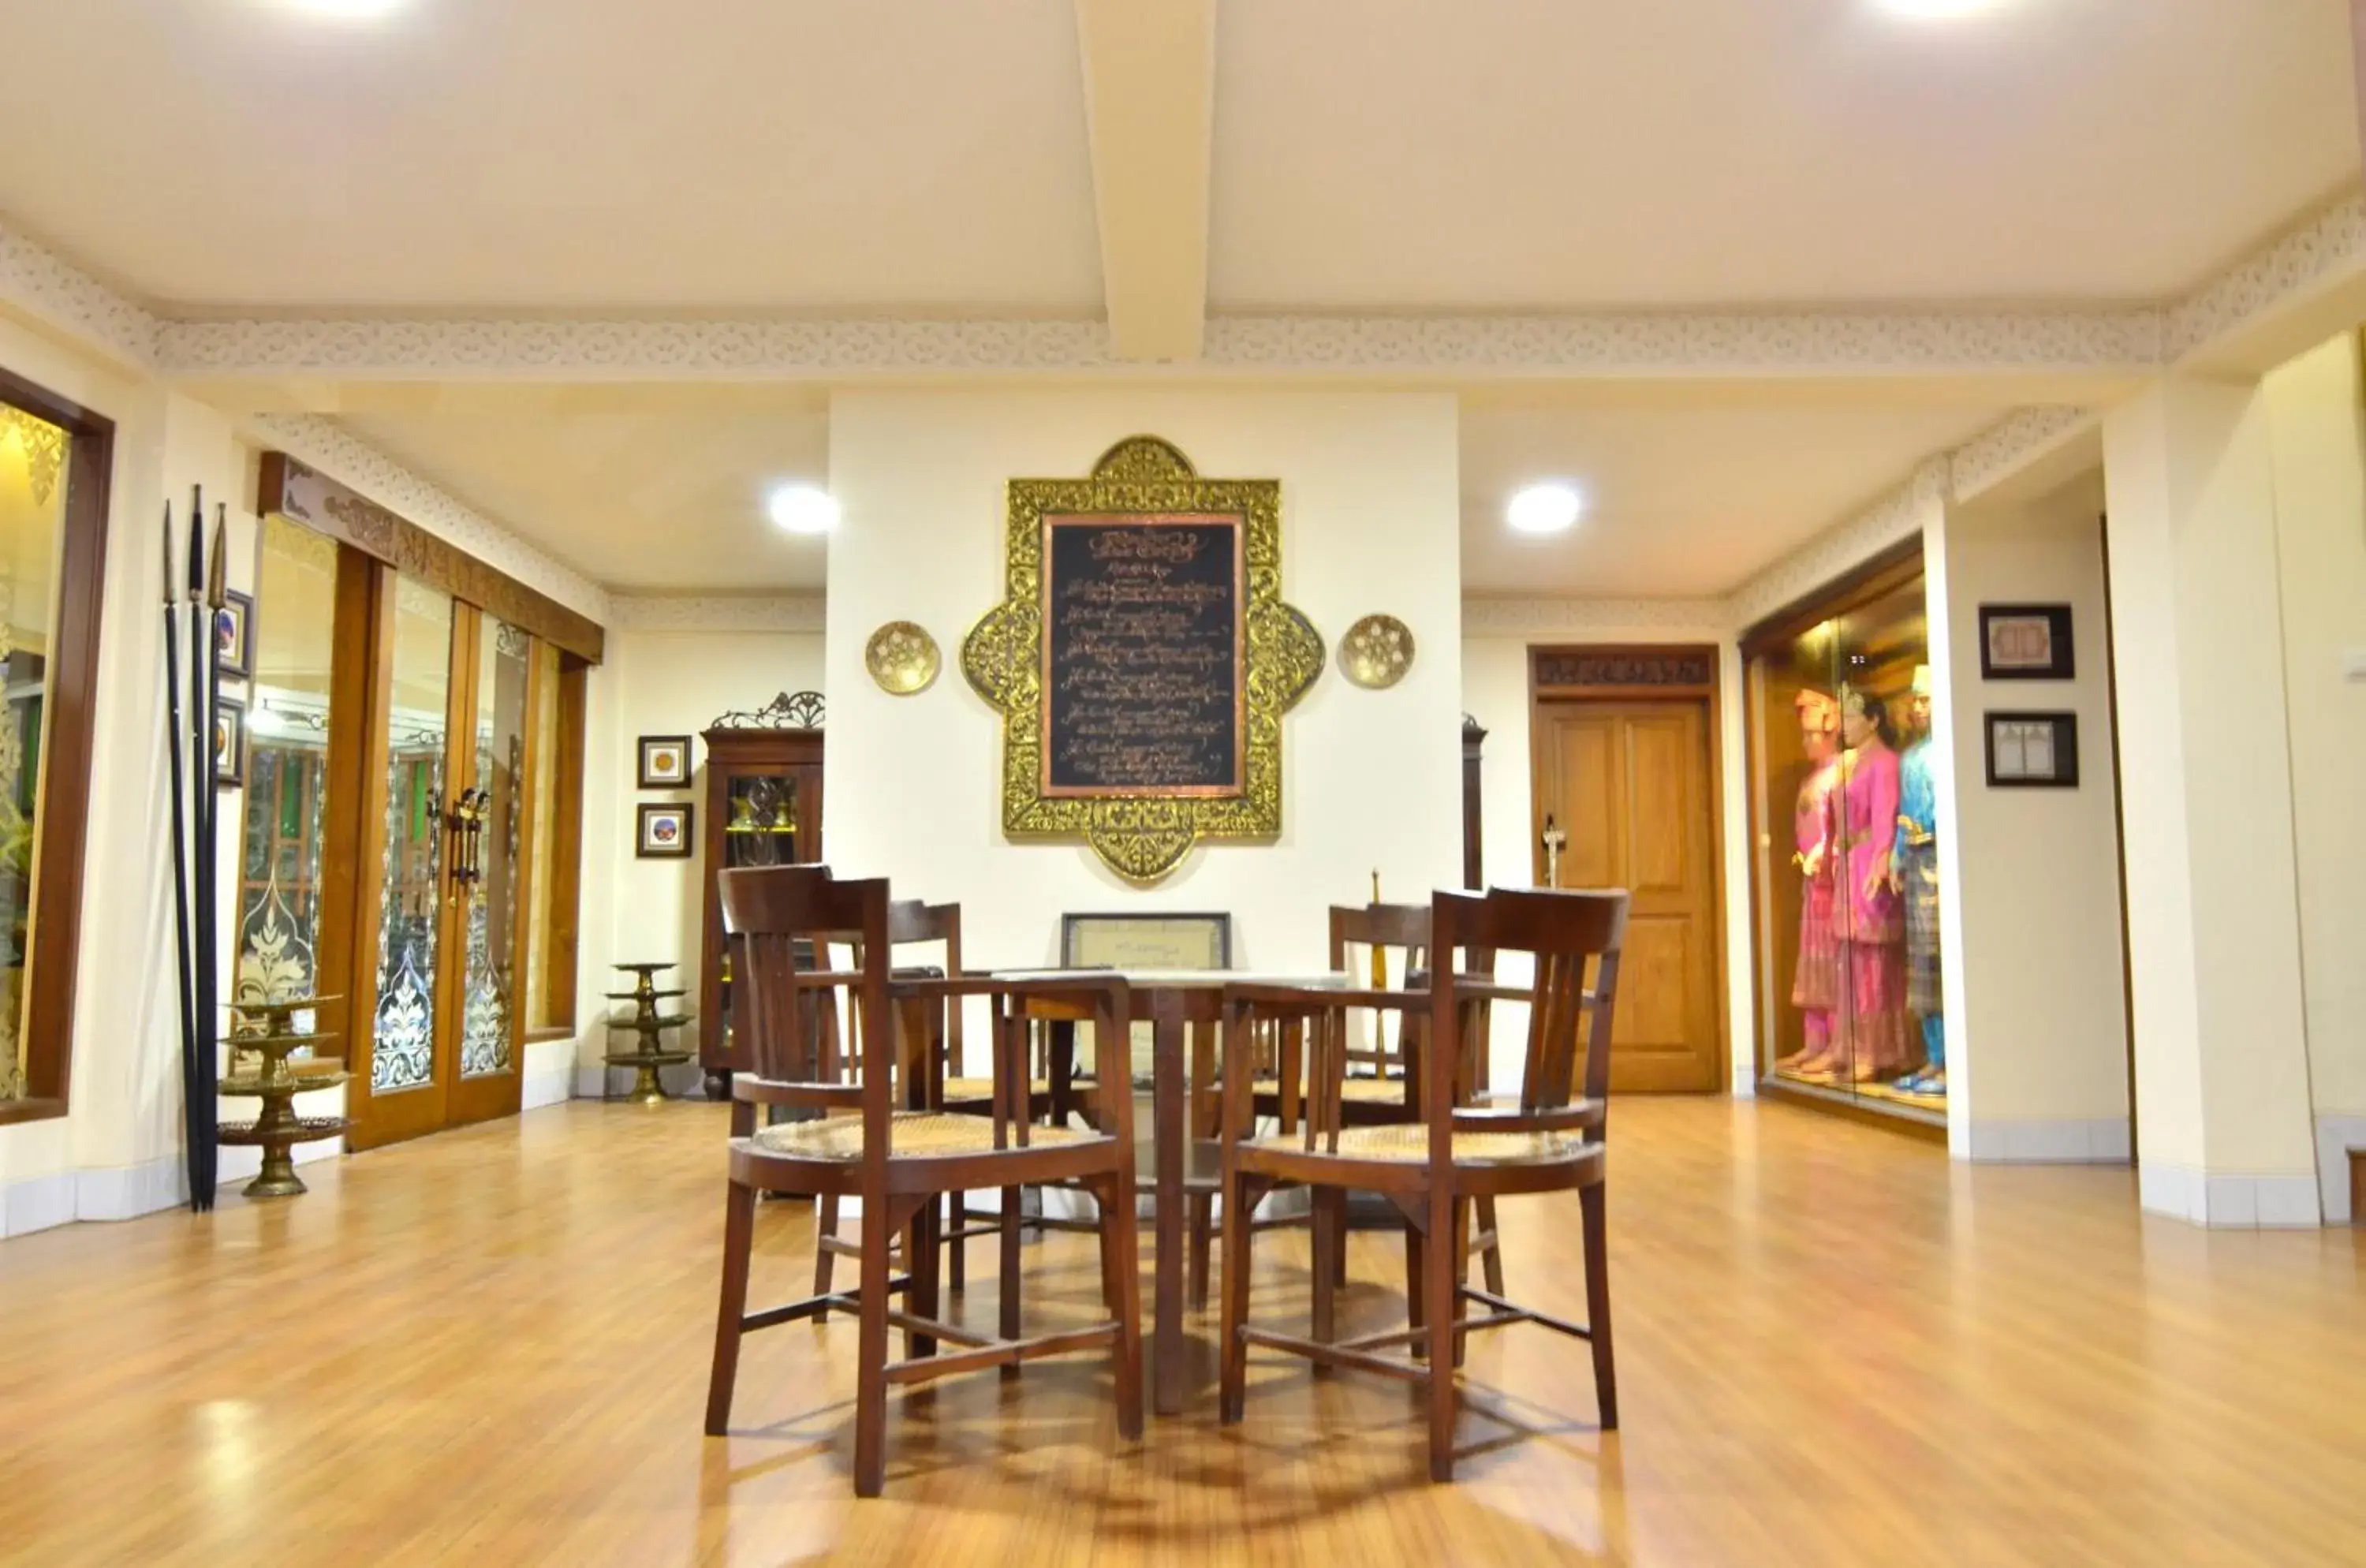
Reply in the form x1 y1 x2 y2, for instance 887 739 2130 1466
865 621 941 695
1338 614 1415 689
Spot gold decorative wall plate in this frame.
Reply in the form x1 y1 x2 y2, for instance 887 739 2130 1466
864 620 940 695
962 435 1323 883
1338 614 1415 689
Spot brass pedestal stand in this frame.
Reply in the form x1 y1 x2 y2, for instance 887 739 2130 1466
216 996 351 1199
605 962 693 1105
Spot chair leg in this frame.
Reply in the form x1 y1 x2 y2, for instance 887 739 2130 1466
1425 1186 1458 1483
909 1193 941 1361
947 1193 967 1294
1218 1173 1260 1424
998 1184 1023 1376
1450 1197 1472 1370
1189 1192 1214 1312
1310 1185 1338 1355
812 1193 838 1323
1476 1195 1506 1297
1332 1189 1350 1289
853 1187 893 1498
1581 1178 1618 1431
1404 1218 1427 1361
703 1179 756 1436
1103 1174 1145 1441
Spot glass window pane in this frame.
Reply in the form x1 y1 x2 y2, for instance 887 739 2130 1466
525 643 559 1032
234 516 337 1041
460 620 529 1079
0 405 67 1102
373 578 451 1096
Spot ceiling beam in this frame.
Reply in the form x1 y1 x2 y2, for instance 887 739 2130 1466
1073 0 1215 363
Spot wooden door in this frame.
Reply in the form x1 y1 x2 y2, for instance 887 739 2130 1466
1536 701 1721 1092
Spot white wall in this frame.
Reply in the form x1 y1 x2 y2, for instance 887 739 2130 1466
1932 485 2132 1162
826 390 1462 980
577 626 825 1092
2261 333 2366 1219
1460 618 1753 1096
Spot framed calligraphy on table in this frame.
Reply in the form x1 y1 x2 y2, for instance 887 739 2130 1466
963 436 1323 882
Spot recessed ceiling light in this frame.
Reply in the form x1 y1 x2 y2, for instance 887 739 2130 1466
767 483 838 536
285 0 406 16
1875 0 2003 17
1507 483 1584 536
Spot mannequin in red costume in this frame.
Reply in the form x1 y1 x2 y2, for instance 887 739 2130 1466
1830 686 1909 1081
1778 690 1844 1075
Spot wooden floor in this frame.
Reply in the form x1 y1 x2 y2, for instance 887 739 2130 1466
4 1101 2363 1568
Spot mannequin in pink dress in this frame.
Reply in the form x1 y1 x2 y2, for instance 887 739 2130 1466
1779 691 1844 1076
1830 687 1909 1081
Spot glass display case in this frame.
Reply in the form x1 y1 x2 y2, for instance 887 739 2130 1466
1743 547 1946 1127
697 693 826 1091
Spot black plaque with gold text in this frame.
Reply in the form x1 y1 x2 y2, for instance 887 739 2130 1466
1040 513 1245 797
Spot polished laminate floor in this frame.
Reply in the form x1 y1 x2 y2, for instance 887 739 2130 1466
3 1099 2363 1567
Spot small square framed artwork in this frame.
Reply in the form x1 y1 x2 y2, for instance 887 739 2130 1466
636 801 694 858
637 734 693 789
1978 603 2075 680
216 589 256 681
1984 711 2080 789
214 695 248 788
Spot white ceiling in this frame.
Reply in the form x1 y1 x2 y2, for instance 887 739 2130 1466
0 1 2349 313
1211 0 2357 309
1457 394 2010 596
337 390 832 591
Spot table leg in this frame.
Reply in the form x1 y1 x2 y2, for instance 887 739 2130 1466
1152 990 1186 1416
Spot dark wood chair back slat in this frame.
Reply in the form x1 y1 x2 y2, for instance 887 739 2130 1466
1434 886 1627 1122
718 865 897 1144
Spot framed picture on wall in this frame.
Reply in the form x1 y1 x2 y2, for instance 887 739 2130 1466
213 695 247 788
638 734 693 788
1978 603 2074 680
636 802 694 858
216 589 256 681
1060 913 1233 971
1983 711 2080 789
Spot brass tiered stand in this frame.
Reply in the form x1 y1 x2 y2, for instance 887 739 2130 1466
605 961 694 1104
218 996 351 1199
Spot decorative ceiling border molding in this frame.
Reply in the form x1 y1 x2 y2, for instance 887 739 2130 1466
0 216 159 368
1725 456 1949 629
155 308 2166 381
248 413 609 623
1947 404 2098 502
1460 596 1730 637
609 594 827 633
2166 194 2366 361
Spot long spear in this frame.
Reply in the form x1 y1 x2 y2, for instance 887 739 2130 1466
162 504 200 1208
186 487 218 1209
196 501 229 1207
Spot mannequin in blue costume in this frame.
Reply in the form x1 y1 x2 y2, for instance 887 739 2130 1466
1890 667 1945 1095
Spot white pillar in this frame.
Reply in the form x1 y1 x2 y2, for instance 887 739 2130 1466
2101 377 2321 1226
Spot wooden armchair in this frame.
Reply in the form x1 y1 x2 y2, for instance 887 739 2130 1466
704 865 1143 1497
1215 886 1628 1482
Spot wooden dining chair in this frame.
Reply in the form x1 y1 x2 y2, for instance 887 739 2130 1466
704 865 1143 1497
1215 885 1628 1482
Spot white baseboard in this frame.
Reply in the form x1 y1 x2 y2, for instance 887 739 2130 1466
521 1070 575 1111
2314 1114 2366 1225
1962 1118 2132 1164
2140 1162 2323 1227
2 1171 74 1238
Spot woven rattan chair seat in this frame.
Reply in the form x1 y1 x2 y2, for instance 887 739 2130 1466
1252 1075 1407 1105
941 1076 1051 1100
1248 1123 1589 1165
748 1111 1092 1160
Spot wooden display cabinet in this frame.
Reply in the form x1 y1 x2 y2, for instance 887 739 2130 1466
696 693 825 1095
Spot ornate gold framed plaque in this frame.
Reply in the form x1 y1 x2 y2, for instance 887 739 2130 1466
864 620 940 695
962 436 1323 882
1338 613 1415 689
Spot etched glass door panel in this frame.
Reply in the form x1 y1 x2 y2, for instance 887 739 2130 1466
236 517 336 1038
372 579 451 1096
724 774 800 870
459 618 529 1080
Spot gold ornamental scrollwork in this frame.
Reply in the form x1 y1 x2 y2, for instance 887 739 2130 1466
961 435 1323 883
